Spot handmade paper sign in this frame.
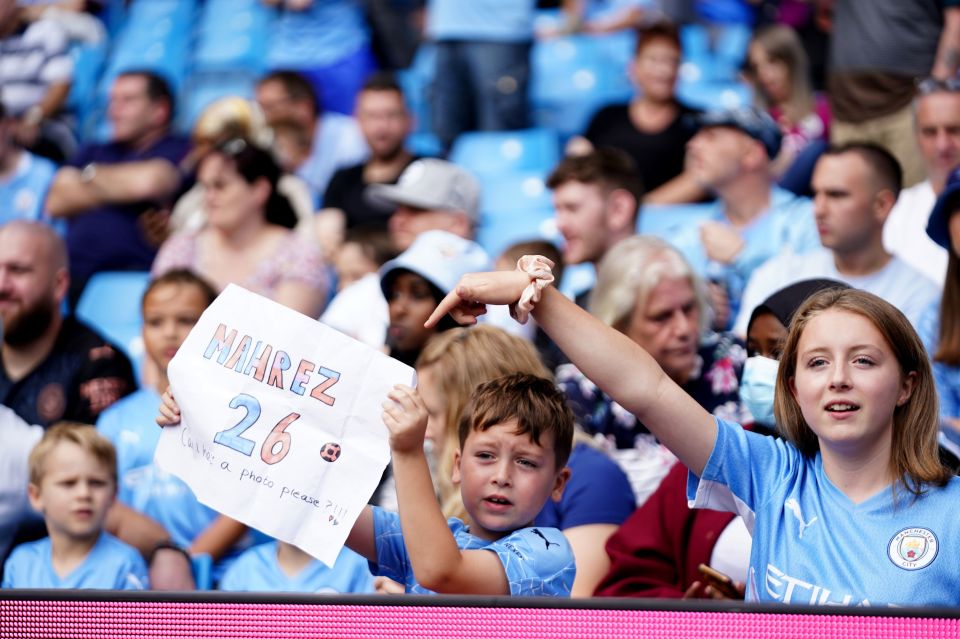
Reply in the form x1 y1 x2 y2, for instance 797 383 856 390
155 284 414 566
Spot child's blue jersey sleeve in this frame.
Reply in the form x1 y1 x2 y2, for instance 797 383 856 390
370 506 575 596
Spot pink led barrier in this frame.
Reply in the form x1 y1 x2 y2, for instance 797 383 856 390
1 595 958 639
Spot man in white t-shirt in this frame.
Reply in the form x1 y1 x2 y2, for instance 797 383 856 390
882 80 960 285
735 143 940 335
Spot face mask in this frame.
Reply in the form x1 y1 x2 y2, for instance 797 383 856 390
739 355 780 427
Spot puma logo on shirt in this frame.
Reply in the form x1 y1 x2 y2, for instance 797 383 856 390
784 498 818 539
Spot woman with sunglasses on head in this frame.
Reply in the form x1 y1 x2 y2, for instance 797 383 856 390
152 138 328 318
744 24 830 194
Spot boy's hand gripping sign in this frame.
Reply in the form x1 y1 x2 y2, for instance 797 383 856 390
155 285 414 566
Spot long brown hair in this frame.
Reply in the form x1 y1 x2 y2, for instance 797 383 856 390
773 288 949 498
746 24 814 126
935 251 960 365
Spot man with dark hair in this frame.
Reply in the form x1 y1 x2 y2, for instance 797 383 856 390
321 71 418 232
45 70 190 305
255 69 368 203
545 148 641 307
735 142 939 334
0 221 135 428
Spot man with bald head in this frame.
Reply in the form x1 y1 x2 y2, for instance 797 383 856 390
0 221 135 427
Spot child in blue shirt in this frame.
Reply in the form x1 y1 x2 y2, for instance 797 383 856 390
219 541 374 594
157 372 577 596
428 263 960 606
98 269 249 586
352 373 576 595
3 423 147 589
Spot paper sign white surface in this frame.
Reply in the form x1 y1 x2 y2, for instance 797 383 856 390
155 284 414 566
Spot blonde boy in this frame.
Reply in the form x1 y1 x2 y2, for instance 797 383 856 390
2 423 147 589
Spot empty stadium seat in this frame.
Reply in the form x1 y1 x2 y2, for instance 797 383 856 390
476 171 558 256
530 34 634 139
74 271 151 381
193 0 275 74
449 128 561 177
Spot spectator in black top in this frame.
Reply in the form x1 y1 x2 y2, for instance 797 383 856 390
570 20 704 204
0 220 135 428
321 72 418 234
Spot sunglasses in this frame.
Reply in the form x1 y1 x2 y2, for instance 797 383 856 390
916 76 960 95
218 137 248 157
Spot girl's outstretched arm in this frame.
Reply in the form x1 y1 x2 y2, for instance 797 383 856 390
427 273 717 476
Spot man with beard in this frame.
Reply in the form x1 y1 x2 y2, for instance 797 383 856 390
321 72 418 232
0 221 136 428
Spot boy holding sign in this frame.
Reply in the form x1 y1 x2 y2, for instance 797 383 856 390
160 372 576 595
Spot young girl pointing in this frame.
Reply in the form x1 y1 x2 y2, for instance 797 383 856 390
427 262 960 606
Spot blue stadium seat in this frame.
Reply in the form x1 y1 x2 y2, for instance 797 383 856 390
676 81 752 111
95 0 196 109
74 271 151 381
476 172 558 257
638 203 715 239
530 35 634 139
396 44 437 136
405 131 443 158
193 0 275 74
449 128 561 177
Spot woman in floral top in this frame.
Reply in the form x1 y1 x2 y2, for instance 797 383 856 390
558 236 748 505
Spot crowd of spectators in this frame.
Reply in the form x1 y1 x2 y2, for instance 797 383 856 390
2 0 960 606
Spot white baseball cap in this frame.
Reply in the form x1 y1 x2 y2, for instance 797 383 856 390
379 230 490 297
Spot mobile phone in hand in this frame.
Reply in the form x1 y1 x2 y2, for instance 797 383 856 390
697 563 741 599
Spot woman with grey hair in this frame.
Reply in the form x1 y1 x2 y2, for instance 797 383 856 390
557 235 749 504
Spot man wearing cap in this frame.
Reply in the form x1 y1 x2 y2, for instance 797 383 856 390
320 158 480 347
666 106 819 328
882 80 960 286
734 142 939 336
367 158 480 252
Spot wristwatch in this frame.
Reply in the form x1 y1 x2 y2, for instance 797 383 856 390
79 163 97 184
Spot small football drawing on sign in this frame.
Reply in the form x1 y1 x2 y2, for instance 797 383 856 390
320 442 342 462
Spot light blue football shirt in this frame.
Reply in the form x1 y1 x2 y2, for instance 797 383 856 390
2 533 147 590
370 506 575 596
688 418 960 606
218 542 374 594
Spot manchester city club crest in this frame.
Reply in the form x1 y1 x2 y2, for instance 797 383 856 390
887 527 938 570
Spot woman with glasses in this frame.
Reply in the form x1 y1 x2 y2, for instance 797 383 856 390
152 137 328 318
